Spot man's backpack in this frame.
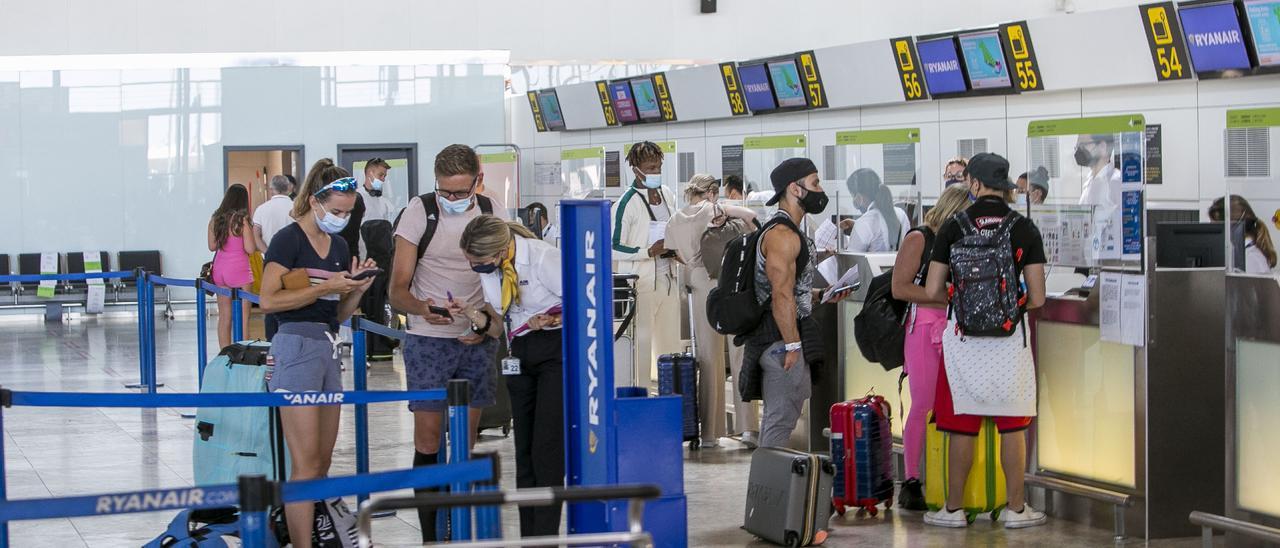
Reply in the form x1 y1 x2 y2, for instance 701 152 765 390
707 215 807 336
948 211 1023 337
853 227 934 370
392 193 495 261
700 217 752 280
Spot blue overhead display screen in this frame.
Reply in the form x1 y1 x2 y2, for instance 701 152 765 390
1179 1 1253 72
537 91 566 130
958 30 1013 89
630 78 662 120
766 60 808 108
738 64 778 112
916 37 968 95
1244 0 1280 67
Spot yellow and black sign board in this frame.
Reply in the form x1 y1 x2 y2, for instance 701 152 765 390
594 80 619 126
1139 2 1191 81
526 91 548 132
652 72 678 122
796 51 828 109
889 37 928 101
719 62 749 116
999 21 1044 92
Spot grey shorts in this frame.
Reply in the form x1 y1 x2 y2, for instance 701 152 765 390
403 333 498 412
268 322 342 393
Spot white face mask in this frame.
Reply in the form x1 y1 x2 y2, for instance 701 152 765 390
314 205 349 234
371 179 385 192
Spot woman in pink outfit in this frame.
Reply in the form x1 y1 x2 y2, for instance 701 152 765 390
207 184 257 349
889 185 971 510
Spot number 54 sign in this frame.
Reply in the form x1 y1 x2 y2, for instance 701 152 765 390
1139 2 1191 81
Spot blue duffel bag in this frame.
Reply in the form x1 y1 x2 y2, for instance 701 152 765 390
193 341 290 486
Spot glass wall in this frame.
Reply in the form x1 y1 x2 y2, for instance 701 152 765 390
0 59 507 293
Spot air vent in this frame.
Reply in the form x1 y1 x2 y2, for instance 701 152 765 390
957 138 988 160
678 152 696 183
1225 127 1270 178
1027 136 1061 178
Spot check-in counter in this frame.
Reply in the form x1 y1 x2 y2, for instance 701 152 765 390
836 251 908 438
1031 262 1225 539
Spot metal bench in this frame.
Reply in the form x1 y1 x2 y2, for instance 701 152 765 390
1189 511 1280 547
1024 473 1135 541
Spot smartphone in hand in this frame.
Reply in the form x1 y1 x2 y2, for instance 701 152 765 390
427 305 453 319
350 268 384 281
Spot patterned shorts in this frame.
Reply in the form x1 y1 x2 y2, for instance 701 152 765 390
402 334 498 412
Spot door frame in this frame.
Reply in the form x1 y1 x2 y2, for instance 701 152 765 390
336 143 420 197
222 145 306 191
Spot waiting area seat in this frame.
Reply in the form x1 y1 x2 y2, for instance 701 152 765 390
1 251 168 320
64 251 112 294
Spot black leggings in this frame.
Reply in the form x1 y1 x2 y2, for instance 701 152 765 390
507 329 565 537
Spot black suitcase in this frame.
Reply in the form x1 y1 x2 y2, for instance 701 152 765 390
657 352 699 444
479 337 513 436
744 447 834 547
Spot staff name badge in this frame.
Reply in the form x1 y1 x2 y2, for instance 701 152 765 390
502 356 522 376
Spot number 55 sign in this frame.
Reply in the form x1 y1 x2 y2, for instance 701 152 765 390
1139 2 1191 81
1000 21 1044 92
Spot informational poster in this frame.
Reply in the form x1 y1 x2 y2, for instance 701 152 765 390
605 151 621 188
1101 271 1147 346
721 145 744 181
1099 271 1123 343
1031 206 1095 267
84 251 105 314
38 252 57 298
882 143 917 186
535 161 561 187
1122 186 1145 260
1121 131 1143 183
1120 274 1147 347
1144 124 1162 184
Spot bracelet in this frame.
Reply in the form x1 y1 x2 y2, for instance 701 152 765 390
784 342 802 353
471 310 493 334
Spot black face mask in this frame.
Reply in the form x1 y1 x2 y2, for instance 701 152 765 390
471 262 499 274
1074 144 1094 167
798 187 829 214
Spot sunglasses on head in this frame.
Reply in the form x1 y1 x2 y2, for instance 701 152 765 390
314 177 358 196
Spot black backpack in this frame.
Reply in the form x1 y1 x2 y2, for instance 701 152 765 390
948 211 1023 337
854 227 933 370
707 215 807 336
392 192 495 261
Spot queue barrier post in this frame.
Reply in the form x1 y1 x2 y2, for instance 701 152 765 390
146 276 160 393
237 474 272 548
195 279 208 388
0 388 10 548
352 317 371 508
447 379 472 541
126 270 148 390
472 453 502 540
231 289 244 343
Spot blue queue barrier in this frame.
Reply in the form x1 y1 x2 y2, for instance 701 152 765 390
0 383 482 547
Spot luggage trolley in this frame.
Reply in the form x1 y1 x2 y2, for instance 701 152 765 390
612 274 640 388
356 484 661 547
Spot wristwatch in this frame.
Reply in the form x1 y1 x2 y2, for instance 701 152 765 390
783 342 802 353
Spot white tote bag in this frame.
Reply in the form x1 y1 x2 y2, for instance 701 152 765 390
941 320 1037 417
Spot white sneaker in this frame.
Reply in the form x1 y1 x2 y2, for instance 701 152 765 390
924 507 969 528
739 431 760 449
1000 504 1047 529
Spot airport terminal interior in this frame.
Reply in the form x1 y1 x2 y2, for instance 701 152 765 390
2 0 1280 546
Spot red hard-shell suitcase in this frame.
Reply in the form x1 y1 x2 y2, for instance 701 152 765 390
829 395 893 517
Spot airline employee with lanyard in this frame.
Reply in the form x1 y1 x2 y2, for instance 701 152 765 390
611 141 680 387
447 214 565 537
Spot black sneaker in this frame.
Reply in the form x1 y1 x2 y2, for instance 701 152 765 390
899 478 927 511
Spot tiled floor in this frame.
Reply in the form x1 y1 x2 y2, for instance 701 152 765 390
0 313 1217 547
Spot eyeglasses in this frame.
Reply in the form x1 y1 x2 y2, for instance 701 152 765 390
314 177 358 196
437 175 479 200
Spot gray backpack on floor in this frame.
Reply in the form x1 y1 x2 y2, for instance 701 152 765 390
947 211 1023 337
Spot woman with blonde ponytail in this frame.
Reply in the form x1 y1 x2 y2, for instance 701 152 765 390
446 214 566 538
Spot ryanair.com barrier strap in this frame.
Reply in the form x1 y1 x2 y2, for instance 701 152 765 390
7 389 447 408
0 459 492 522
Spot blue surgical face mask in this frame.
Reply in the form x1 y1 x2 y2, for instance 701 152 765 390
371 178 385 192
439 195 473 215
314 205 349 234
642 173 663 189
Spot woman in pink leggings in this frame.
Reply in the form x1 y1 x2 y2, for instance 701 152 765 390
207 184 257 349
889 185 971 510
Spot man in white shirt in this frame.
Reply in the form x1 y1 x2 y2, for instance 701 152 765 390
251 175 295 252
356 158 394 259
1075 134 1122 257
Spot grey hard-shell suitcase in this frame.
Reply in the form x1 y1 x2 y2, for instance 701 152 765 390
744 447 834 546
